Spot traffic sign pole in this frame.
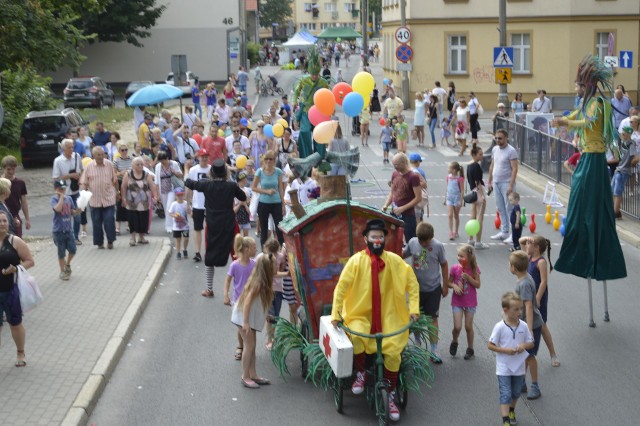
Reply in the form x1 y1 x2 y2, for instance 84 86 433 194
399 0 409 105
497 0 508 106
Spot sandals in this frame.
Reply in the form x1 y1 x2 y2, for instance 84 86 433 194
235 347 243 361
251 377 270 385
129 240 137 247
15 350 26 367
137 239 149 245
241 378 259 389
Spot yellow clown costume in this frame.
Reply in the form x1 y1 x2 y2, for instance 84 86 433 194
331 250 420 371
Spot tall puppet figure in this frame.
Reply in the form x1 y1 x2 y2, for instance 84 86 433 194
551 55 627 280
292 47 330 159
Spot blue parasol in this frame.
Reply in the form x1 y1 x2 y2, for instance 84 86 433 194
126 84 183 107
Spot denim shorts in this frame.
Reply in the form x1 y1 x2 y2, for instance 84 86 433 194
0 288 22 326
382 142 391 152
611 172 629 197
268 291 283 324
497 375 525 405
52 231 77 259
452 306 477 314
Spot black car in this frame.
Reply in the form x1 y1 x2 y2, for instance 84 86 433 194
19 108 90 168
124 81 155 104
63 77 115 109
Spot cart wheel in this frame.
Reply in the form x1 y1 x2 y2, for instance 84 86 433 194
300 321 309 378
376 386 390 426
333 379 344 413
396 385 408 409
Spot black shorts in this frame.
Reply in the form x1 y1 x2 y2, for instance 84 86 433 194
173 230 189 238
420 289 442 318
192 208 205 231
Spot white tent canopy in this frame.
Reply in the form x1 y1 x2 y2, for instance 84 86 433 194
283 32 316 48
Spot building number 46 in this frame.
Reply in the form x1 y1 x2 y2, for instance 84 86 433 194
223 17 234 25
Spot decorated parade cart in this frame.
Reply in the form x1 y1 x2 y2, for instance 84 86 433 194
271 173 436 425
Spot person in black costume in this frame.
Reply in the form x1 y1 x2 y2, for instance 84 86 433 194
185 159 246 298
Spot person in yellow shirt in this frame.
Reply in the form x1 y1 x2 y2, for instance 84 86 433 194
138 113 152 155
331 219 419 422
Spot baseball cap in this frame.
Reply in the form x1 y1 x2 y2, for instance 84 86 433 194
622 126 633 134
174 187 185 195
409 153 422 162
54 180 67 189
198 149 210 157
237 172 247 181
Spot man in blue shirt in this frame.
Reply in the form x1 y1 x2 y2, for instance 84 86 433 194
93 122 111 147
611 89 633 129
237 67 249 93
164 116 181 152
280 95 292 124
192 80 202 120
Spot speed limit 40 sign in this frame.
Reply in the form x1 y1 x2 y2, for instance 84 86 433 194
394 27 412 44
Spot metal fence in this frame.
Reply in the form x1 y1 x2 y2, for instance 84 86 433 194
496 116 640 219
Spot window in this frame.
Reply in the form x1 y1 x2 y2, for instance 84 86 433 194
324 2 337 12
447 35 467 74
344 2 355 12
511 33 531 73
596 31 614 58
301 23 316 31
304 3 312 11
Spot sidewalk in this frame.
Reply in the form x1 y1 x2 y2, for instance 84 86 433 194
0 237 171 426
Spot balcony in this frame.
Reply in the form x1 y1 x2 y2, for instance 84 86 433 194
312 8 319 18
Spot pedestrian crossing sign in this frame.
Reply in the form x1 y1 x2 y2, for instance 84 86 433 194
495 68 512 84
493 47 514 67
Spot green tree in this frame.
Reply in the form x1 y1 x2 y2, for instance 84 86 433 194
259 0 293 29
80 0 166 47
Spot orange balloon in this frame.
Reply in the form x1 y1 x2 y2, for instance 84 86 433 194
313 88 335 116
332 82 353 106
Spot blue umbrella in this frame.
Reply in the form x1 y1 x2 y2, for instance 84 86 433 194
126 84 183 107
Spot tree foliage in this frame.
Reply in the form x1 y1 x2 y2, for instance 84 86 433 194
259 0 293 29
80 0 166 48
0 67 58 149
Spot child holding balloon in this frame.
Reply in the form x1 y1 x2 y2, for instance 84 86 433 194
448 243 481 360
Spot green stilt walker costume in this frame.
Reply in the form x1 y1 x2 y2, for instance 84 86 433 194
553 55 627 280
293 47 330 159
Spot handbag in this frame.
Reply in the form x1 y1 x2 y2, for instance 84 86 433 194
477 103 484 115
417 187 429 209
15 265 43 312
170 174 184 190
463 190 478 204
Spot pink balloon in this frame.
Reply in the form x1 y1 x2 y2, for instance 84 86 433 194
308 105 330 127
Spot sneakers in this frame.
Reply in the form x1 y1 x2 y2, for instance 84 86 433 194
508 410 518 425
352 371 366 394
467 240 475 248
59 271 70 281
182 250 188 258
449 341 458 356
193 252 202 262
64 264 72 276
527 383 541 400
504 235 513 244
431 350 443 364
490 232 508 240
463 348 475 360
176 252 182 260
389 392 400 421
475 242 490 250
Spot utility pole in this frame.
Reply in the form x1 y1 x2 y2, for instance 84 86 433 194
497 0 508 105
400 0 409 106
362 0 369 67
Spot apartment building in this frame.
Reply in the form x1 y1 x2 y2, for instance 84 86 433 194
295 0 361 35
381 0 640 107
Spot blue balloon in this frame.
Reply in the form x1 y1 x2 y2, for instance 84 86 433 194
240 117 248 126
342 92 365 117
562 110 571 116
263 124 274 138
383 78 389 85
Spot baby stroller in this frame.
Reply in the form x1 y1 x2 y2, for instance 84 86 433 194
351 115 361 136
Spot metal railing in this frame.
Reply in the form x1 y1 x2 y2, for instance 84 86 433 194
497 116 640 219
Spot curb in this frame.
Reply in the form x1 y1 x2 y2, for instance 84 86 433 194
60 238 172 426
516 167 640 249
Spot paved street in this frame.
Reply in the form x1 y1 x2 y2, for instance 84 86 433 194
2 54 639 426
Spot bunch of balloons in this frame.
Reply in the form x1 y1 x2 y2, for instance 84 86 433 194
310 71 376 144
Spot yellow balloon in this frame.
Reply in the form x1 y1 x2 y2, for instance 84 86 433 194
362 95 371 109
236 155 247 169
82 157 92 168
277 118 289 129
351 72 375 98
313 121 338 145
273 123 284 137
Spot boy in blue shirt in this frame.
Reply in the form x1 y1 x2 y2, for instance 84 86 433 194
51 180 81 280
379 119 393 164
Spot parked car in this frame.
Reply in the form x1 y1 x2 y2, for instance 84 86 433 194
165 71 197 95
63 76 115 109
125 80 155 103
19 108 90 168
